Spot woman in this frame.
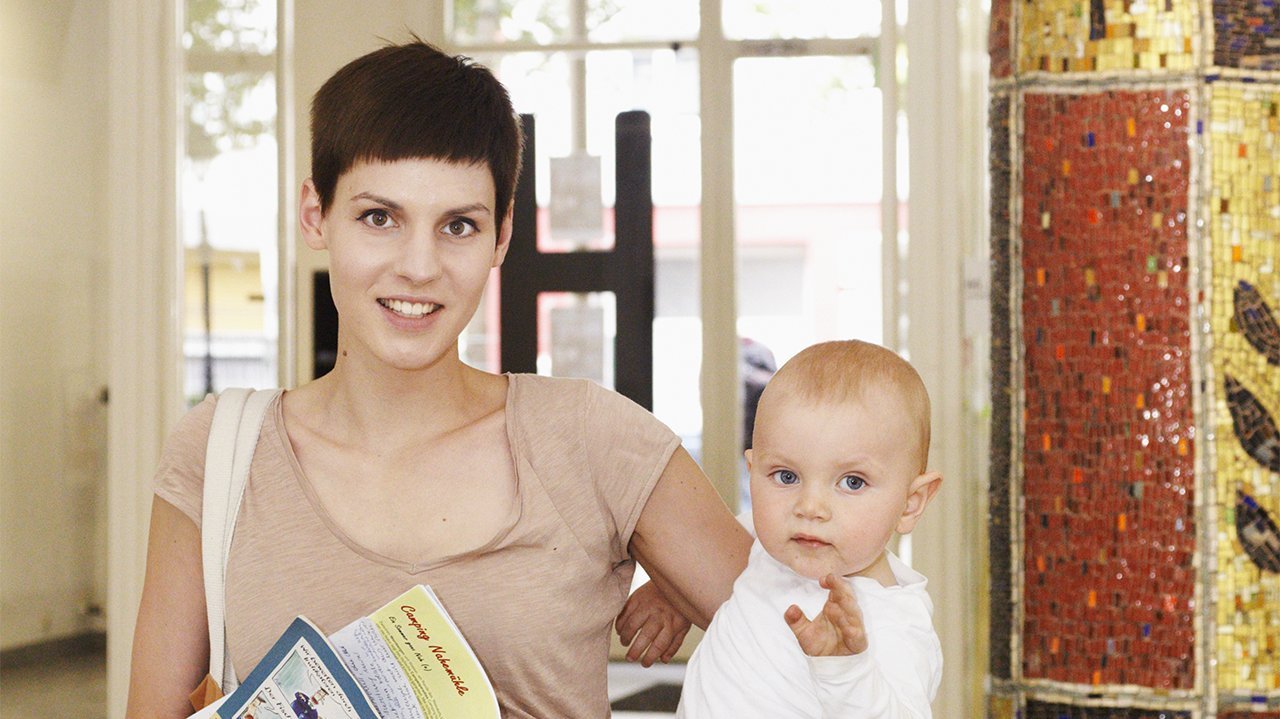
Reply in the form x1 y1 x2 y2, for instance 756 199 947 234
125 39 749 719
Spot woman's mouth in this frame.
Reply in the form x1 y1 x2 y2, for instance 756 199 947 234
379 298 440 318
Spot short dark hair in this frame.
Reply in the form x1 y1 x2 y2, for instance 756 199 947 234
310 39 523 233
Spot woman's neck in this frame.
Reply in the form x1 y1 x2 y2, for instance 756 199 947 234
301 350 504 447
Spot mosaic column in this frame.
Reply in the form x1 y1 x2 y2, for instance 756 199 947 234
988 1 1280 717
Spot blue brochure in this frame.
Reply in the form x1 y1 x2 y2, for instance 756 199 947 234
214 616 381 719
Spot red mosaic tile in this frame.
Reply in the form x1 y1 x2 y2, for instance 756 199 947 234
1020 90 1196 689
990 0 1013 78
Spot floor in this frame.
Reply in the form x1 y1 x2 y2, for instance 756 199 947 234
0 649 683 718
1 651 108 719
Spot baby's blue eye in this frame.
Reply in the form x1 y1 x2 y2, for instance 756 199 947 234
771 470 799 486
839 475 866 491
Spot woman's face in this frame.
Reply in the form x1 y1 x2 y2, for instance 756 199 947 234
300 158 511 374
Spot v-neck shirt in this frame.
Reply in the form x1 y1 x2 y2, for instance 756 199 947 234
154 374 680 719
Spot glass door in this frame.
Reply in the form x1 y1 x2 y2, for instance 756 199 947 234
451 3 705 452
181 0 281 404
447 0 904 500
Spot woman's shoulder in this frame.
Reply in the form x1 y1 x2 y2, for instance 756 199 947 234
507 372 595 396
507 374 660 427
152 394 219 524
169 388 281 448
166 393 219 454
154 390 283 523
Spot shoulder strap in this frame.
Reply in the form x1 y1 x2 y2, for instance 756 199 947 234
202 387 281 694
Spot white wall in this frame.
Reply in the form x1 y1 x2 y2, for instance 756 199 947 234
0 0 111 651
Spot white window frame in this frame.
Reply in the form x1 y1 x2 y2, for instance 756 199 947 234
104 2 986 715
437 0 902 503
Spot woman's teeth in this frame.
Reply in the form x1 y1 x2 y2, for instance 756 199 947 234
380 299 438 318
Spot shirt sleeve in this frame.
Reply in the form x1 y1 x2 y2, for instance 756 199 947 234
151 394 217 527
805 618 940 718
581 382 681 561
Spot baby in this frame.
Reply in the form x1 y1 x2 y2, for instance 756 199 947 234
677 340 944 718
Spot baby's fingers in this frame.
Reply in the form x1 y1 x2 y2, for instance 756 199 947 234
822 575 868 654
784 604 809 634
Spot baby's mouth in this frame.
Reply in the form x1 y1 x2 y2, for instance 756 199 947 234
379 298 440 318
792 534 831 548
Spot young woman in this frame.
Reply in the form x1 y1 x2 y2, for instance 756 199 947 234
126 40 750 719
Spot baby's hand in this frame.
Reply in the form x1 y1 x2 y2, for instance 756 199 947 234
614 581 692 667
783 574 868 657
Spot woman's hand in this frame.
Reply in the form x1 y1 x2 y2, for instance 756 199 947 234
614 581 692 666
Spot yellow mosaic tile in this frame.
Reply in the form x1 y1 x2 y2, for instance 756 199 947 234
1018 0 1195 74
1209 82 1280 693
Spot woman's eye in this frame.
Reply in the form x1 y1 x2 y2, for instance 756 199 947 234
443 219 478 237
771 470 799 486
839 475 866 491
358 209 393 228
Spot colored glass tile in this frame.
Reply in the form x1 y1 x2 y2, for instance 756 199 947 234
1021 90 1195 689
992 0 1280 710
1018 0 1196 74
991 0 1013 78
988 692 1016 719
989 90 1015 681
1213 0 1280 70
1025 701 1192 719
1208 82 1280 695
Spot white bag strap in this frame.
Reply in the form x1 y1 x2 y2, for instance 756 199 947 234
202 387 281 694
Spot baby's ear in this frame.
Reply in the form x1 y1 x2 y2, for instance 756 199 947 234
896 471 943 534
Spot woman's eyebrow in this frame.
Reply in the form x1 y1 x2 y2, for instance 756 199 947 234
348 194 492 218
445 202 493 216
350 192 403 211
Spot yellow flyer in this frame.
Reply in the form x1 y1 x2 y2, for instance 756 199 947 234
329 585 499 719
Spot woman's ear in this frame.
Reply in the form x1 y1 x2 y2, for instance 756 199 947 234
492 203 514 268
299 179 328 251
896 471 943 534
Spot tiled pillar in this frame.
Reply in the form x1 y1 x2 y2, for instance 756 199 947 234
988 1 1280 717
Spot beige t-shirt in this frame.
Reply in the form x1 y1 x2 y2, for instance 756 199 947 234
154 374 680 719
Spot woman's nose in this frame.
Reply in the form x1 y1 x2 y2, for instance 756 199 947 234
396 230 443 283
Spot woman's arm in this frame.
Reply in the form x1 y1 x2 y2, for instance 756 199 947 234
629 447 752 628
125 498 211 719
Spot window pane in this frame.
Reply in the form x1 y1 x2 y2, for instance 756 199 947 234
182 70 278 402
184 0 276 54
538 292 616 388
733 55 883 362
586 0 698 42
451 0 572 45
723 0 880 40
471 49 703 445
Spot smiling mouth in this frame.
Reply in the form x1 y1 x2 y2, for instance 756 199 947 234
379 298 440 319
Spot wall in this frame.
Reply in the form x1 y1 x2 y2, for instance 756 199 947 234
0 0 110 650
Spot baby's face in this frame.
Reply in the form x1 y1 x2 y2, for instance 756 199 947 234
748 390 922 582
